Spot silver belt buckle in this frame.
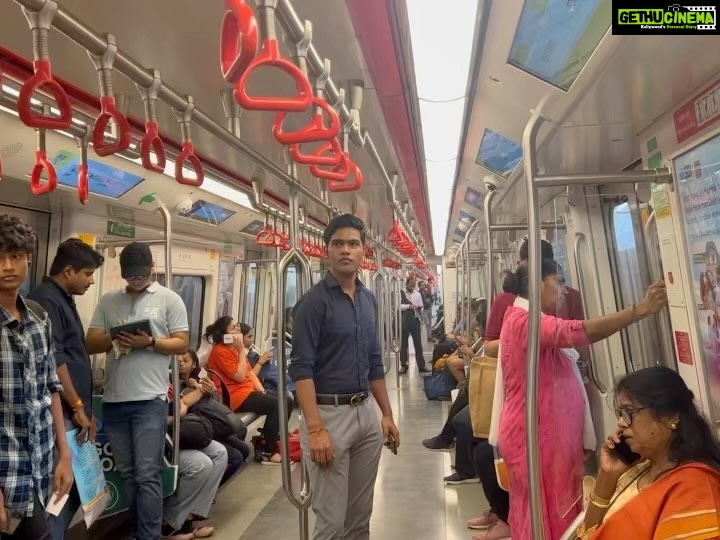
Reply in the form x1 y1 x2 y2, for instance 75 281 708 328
350 393 366 406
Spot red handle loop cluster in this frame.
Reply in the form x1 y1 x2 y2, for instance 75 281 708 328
360 258 378 271
387 220 418 257
382 257 403 270
328 160 363 192
290 138 343 167
175 141 205 187
140 121 166 173
414 256 427 269
273 96 340 145
18 60 72 129
310 151 350 182
30 148 57 195
234 39 312 112
220 0 259 83
255 225 277 246
93 95 132 157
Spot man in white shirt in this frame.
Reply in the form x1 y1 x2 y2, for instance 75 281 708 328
399 276 428 374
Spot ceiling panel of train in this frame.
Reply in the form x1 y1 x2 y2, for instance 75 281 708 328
446 0 720 258
0 0 433 256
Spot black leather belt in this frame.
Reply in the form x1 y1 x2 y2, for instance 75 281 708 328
316 391 369 406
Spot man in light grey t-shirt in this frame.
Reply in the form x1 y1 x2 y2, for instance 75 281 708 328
86 242 188 540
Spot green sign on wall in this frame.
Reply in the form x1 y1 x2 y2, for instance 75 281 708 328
106 221 135 239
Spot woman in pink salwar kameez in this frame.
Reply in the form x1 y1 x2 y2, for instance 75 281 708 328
498 259 668 540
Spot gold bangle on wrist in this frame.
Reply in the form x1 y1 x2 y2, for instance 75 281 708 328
589 491 611 509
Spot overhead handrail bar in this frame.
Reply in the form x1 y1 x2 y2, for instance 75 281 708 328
9 0 425 255
484 189 497 328
12 0 426 255
523 113 675 540
276 185 312 539
489 221 565 232
573 232 608 394
643 211 676 368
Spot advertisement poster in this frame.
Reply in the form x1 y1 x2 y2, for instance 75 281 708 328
66 429 111 528
674 132 720 420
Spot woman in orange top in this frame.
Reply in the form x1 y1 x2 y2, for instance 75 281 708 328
204 316 290 464
578 367 720 539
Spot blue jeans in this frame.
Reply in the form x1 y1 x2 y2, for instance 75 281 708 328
103 398 167 540
48 484 81 540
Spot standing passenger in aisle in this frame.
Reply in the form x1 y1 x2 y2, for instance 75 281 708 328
27 238 105 540
0 215 73 540
399 276 427 374
290 214 400 540
86 242 189 540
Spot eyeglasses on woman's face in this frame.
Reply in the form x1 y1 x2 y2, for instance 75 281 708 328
615 406 647 425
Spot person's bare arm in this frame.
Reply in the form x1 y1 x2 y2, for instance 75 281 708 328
86 328 112 354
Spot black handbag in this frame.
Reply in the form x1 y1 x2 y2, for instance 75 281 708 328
189 396 236 441
176 414 213 450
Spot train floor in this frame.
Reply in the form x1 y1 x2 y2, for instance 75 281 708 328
68 333 487 539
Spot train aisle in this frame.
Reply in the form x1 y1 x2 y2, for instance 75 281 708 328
213 337 486 540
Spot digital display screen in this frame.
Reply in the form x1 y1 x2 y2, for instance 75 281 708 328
178 199 236 225
48 150 144 199
508 0 610 91
475 129 523 178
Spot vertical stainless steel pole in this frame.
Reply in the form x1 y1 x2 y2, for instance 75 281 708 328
484 190 497 329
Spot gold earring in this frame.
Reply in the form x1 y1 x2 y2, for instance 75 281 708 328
670 422 677 430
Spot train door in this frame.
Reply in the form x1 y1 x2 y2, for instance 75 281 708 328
0 205 50 295
604 194 677 371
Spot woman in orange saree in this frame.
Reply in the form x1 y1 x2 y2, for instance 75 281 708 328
578 367 720 539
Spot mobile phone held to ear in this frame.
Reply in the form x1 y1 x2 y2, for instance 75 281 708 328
223 334 234 344
613 435 641 466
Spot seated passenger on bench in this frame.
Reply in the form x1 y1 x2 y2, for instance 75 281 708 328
244 310 296 398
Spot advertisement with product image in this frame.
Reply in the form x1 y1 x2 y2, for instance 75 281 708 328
674 132 720 421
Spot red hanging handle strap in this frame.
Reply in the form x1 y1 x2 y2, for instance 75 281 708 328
328 160 363 192
75 126 91 204
234 39 312 112
30 126 57 196
310 151 350 182
220 0 258 83
273 96 340 145
93 95 132 157
18 2 73 129
173 96 205 187
137 69 166 173
290 137 343 167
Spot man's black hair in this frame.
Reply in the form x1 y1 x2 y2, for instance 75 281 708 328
0 214 36 254
519 238 554 262
49 238 105 276
323 213 366 246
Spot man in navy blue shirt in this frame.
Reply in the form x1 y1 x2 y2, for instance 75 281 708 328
27 238 104 540
290 214 399 540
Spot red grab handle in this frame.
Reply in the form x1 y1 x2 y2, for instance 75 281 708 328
329 161 363 192
93 96 132 157
273 96 340 145
234 38 312 112
18 59 72 129
175 141 205 187
220 0 258 83
310 152 350 182
30 149 57 195
140 121 166 173
255 227 276 246
77 163 89 204
289 138 343 166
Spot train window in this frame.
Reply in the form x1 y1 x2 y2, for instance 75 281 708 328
217 257 235 319
242 262 260 328
156 274 206 350
285 265 298 308
19 233 40 297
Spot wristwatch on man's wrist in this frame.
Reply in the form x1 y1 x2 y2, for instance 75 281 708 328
149 337 156 348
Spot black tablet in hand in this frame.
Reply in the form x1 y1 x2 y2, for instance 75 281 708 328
109 319 153 340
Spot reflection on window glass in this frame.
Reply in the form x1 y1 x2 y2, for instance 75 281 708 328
243 263 259 328
19 234 39 297
508 0 611 91
286 265 298 308
217 258 235 319
156 274 206 349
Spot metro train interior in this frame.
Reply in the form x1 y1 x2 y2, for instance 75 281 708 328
1 0 720 538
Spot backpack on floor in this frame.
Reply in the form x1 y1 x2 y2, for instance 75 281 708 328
423 368 456 401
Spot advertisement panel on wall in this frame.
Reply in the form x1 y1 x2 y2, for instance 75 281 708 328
674 132 720 421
